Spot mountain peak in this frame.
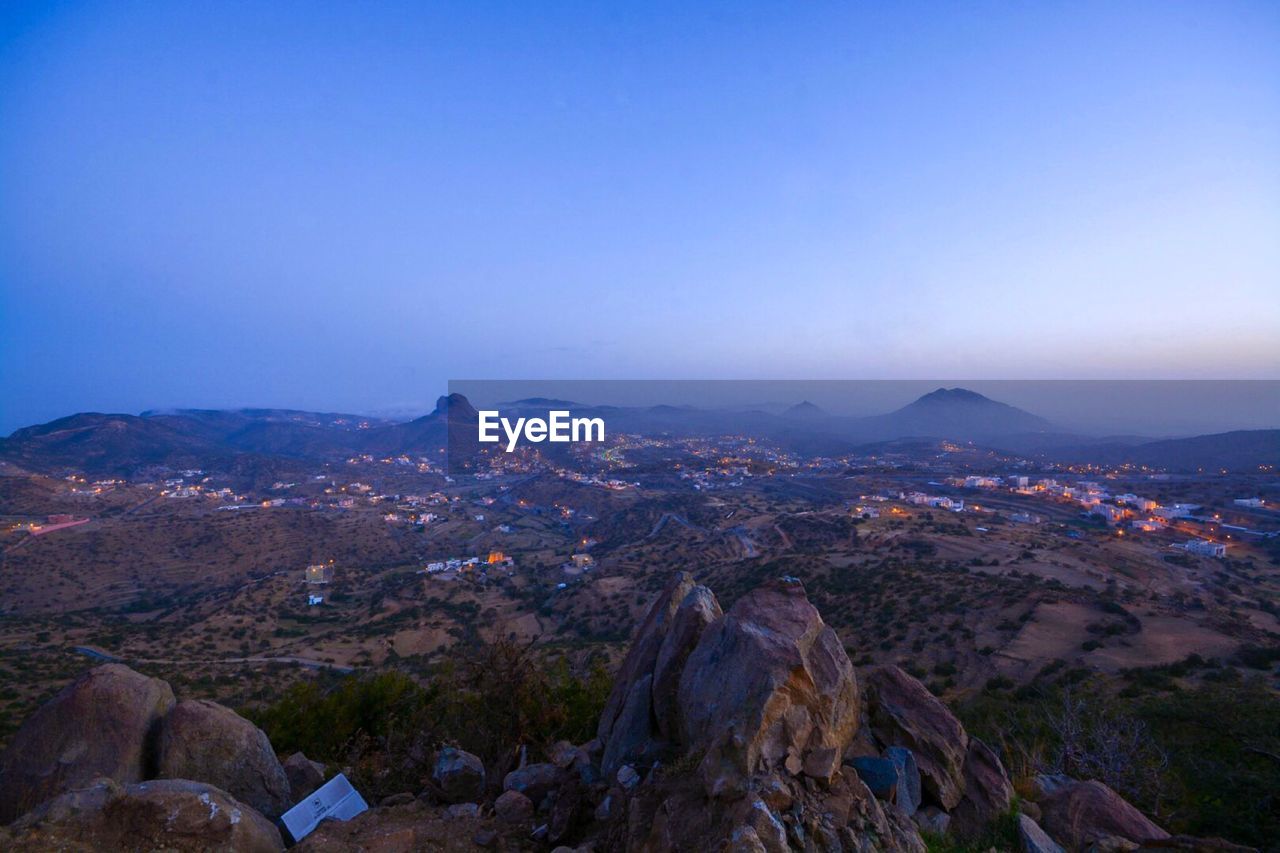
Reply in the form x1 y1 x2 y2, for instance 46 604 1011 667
916 387 991 405
783 400 826 417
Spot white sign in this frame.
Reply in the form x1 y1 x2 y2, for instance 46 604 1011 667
280 772 369 842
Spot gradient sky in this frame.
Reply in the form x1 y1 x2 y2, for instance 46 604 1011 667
2 1 1278 434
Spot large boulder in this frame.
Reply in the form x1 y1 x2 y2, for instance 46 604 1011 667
156 698 292 819
597 573 720 774
677 578 860 797
502 762 559 808
282 751 325 802
885 746 922 816
1038 777 1169 849
432 747 485 804
864 664 968 809
1018 813 1065 853
2 778 283 852
0 664 175 824
950 736 1014 838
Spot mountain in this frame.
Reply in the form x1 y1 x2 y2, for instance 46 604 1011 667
849 387 1053 441
782 400 826 418
1041 429 1280 472
357 393 479 457
0 413 230 476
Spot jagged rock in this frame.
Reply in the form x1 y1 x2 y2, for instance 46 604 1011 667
598 573 722 775
2 778 282 852
432 747 485 804
1038 778 1169 848
503 762 559 808
651 584 722 740
495 789 534 824
156 698 292 820
547 775 583 843
864 664 968 809
885 746 922 816
849 756 898 801
742 797 789 853
617 764 640 789
600 673 656 775
597 573 697 749
283 751 326 801
950 736 1014 838
0 664 176 824
914 805 951 836
1019 813 1066 853
678 579 860 797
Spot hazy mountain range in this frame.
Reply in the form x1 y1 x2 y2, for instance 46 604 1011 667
1 389 1275 477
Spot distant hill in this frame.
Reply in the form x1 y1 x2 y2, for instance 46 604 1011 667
1042 429 1280 473
848 387 1053 441
782 401 826 418
0 413 230 476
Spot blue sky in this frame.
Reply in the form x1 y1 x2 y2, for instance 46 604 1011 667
2 1 1278 432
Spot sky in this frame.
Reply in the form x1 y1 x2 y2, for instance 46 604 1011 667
2 1 1278 434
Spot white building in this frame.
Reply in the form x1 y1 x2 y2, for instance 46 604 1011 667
1234 498 1265 508
1180 539 1226 558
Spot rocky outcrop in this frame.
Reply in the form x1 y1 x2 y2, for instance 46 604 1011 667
0 778 282 852
950 736 1014 838
864 664 969 809
885 745 922 816
598 572 719 775
1019 813 1066 853
0 664 175 824
432 746 486 804
1036 776 1169 849
283 751 326 801
678 579 860 796
156 698 292 819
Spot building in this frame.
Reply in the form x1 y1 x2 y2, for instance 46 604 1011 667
1180 540 1226 558
307 593 325 606
306 562 335 584
570 553 595 569
1091 504 1128 525
1234 498 1265 508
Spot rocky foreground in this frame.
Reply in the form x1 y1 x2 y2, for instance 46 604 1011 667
0 574 1254 852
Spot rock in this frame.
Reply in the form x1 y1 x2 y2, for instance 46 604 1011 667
156 698 292 819
597 574 722 775
651 584 722 740
849 756 898 802
914 805 951 836
473 828 499 847
0 664 176 824
431 747 485 804
885 746 922 816
1039 778 1169 849
617 764 640 789
864 664 968 809
3 778 282 852
548 740 583 770
950 736 1014 839
283 751 326 801
494 789 534 824
600 673 656 775
677 579 860 796
503 762 559 807
1019 813 1066 853
379 792 415 807
743 797 790 853
1023 800 1043 821
547 775 583 843
446 802 479 819
597 573 698 748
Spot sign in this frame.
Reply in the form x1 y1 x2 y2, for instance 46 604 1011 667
280 772 369 843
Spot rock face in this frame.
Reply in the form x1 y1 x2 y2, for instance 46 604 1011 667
2 778 283 852
432 747 485 804
1037 777 1169 848
1018 813 1066 853
597 573 720 775
0 664 175 824
864 664 969 809
885 746 922 816
156 698 292 820
678 579 860 796
950 736 1014 838
282 751 325 802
